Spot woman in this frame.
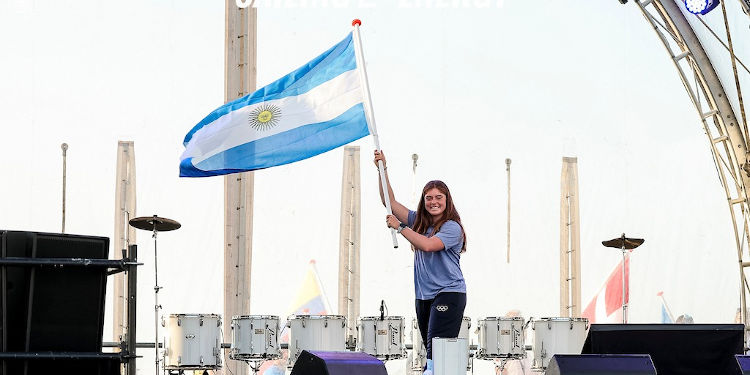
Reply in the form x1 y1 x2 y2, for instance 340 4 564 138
374 150 467 375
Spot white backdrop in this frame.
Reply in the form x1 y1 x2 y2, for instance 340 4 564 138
1 1 746 374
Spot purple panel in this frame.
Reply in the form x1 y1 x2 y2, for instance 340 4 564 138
306 351 387 375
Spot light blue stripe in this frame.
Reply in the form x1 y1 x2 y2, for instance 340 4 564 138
180 104 368 177
183 32 356 146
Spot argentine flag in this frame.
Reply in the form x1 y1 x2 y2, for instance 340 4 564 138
180 32 369 177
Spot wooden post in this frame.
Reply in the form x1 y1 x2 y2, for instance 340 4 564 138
560 157 581 317
338 146 360 347
113 141 136 372
224 2 256 374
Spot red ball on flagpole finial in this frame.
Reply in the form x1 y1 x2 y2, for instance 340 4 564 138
352 19 361 27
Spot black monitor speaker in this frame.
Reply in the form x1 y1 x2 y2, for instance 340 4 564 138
290 350 388 375
546 354 657 375
737 355 750 374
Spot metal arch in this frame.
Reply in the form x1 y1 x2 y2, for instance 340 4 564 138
635 0 750 344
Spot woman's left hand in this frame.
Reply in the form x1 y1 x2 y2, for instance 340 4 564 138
386 214 401 230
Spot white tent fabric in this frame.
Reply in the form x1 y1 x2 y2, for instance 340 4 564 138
1 1 748 374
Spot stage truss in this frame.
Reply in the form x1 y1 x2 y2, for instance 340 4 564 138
633 0 750 346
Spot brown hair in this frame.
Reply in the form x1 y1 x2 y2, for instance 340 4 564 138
412 180 467 252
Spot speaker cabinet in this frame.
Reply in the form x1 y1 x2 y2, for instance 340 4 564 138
290 350 387 375
546 354 657 375
582 324 743 375
1 230 111 374
736 355 750 374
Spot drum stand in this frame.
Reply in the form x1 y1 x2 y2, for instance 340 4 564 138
152 226 161 375
246 360 263 375
129 215 181 375
602 233 644 324
495 359 508 374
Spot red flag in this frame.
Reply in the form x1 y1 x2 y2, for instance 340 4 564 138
582 256 629 323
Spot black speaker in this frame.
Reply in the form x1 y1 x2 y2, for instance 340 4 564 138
1 230 110 374
546 354 657 375
290 350 388 375
737 355 750 374
582 324 744 375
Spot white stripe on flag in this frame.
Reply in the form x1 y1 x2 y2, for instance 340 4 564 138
182 69 362 164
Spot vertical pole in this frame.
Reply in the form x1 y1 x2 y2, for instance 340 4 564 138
113 141 136 373
338 147 353 343
152 226 160 375
505 158 511 263
622 247 627 324
351 20 398 248
126 244 138 375
224 2 256 373
61 143 68 233
560 157 581 317
560 159 571 317
411 154 419 207
338 146 361 347
569 159 581 317
351 148 361 339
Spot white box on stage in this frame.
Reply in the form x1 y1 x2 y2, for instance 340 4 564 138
432 337 468 375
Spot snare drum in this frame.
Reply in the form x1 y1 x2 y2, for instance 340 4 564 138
477 317 526 359
411 316 472 370
356 316 405 360
230 315 281 360
163 314 222 370
287 315 347 368
531 317 588 370
457 316 472 370
410 318 427 371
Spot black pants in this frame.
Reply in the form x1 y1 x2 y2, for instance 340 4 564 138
415 292 467 359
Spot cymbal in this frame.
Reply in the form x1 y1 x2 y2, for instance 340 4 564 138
602 233 644 250
129 215 181 232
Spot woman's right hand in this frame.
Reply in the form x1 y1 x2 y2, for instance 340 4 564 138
374 150 387 170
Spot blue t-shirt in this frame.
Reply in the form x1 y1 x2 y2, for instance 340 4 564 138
407 210 467 300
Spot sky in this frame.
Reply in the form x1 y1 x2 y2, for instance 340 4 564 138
1 0 749 374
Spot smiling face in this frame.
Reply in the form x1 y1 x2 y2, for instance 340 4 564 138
423 187 446 221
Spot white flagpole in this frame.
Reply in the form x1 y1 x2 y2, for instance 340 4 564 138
352 19 399 248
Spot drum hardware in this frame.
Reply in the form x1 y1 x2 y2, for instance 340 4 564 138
163 314 222 371
287 315 347 368
477 317 525 360
530 317 589 370
129 215 181 375
357 316 405 360
602 233 644 324
230 315 281 362
458 316 473 371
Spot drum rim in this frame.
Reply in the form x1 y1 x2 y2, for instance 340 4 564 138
535 317 589 322
359 316 405 321
232 315 279 320
374 354 404 359
231 353 282 360
477 353 527 359
479 316 525 321
167 313 222 318
288 314 346 319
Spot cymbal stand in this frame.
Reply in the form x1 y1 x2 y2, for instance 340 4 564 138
621 241 627 324
151 220 162 375
248 360 262 375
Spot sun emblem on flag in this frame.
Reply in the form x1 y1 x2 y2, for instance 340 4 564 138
248 104 282 131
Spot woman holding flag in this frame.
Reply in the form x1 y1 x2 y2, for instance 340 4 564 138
374 150 467 375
